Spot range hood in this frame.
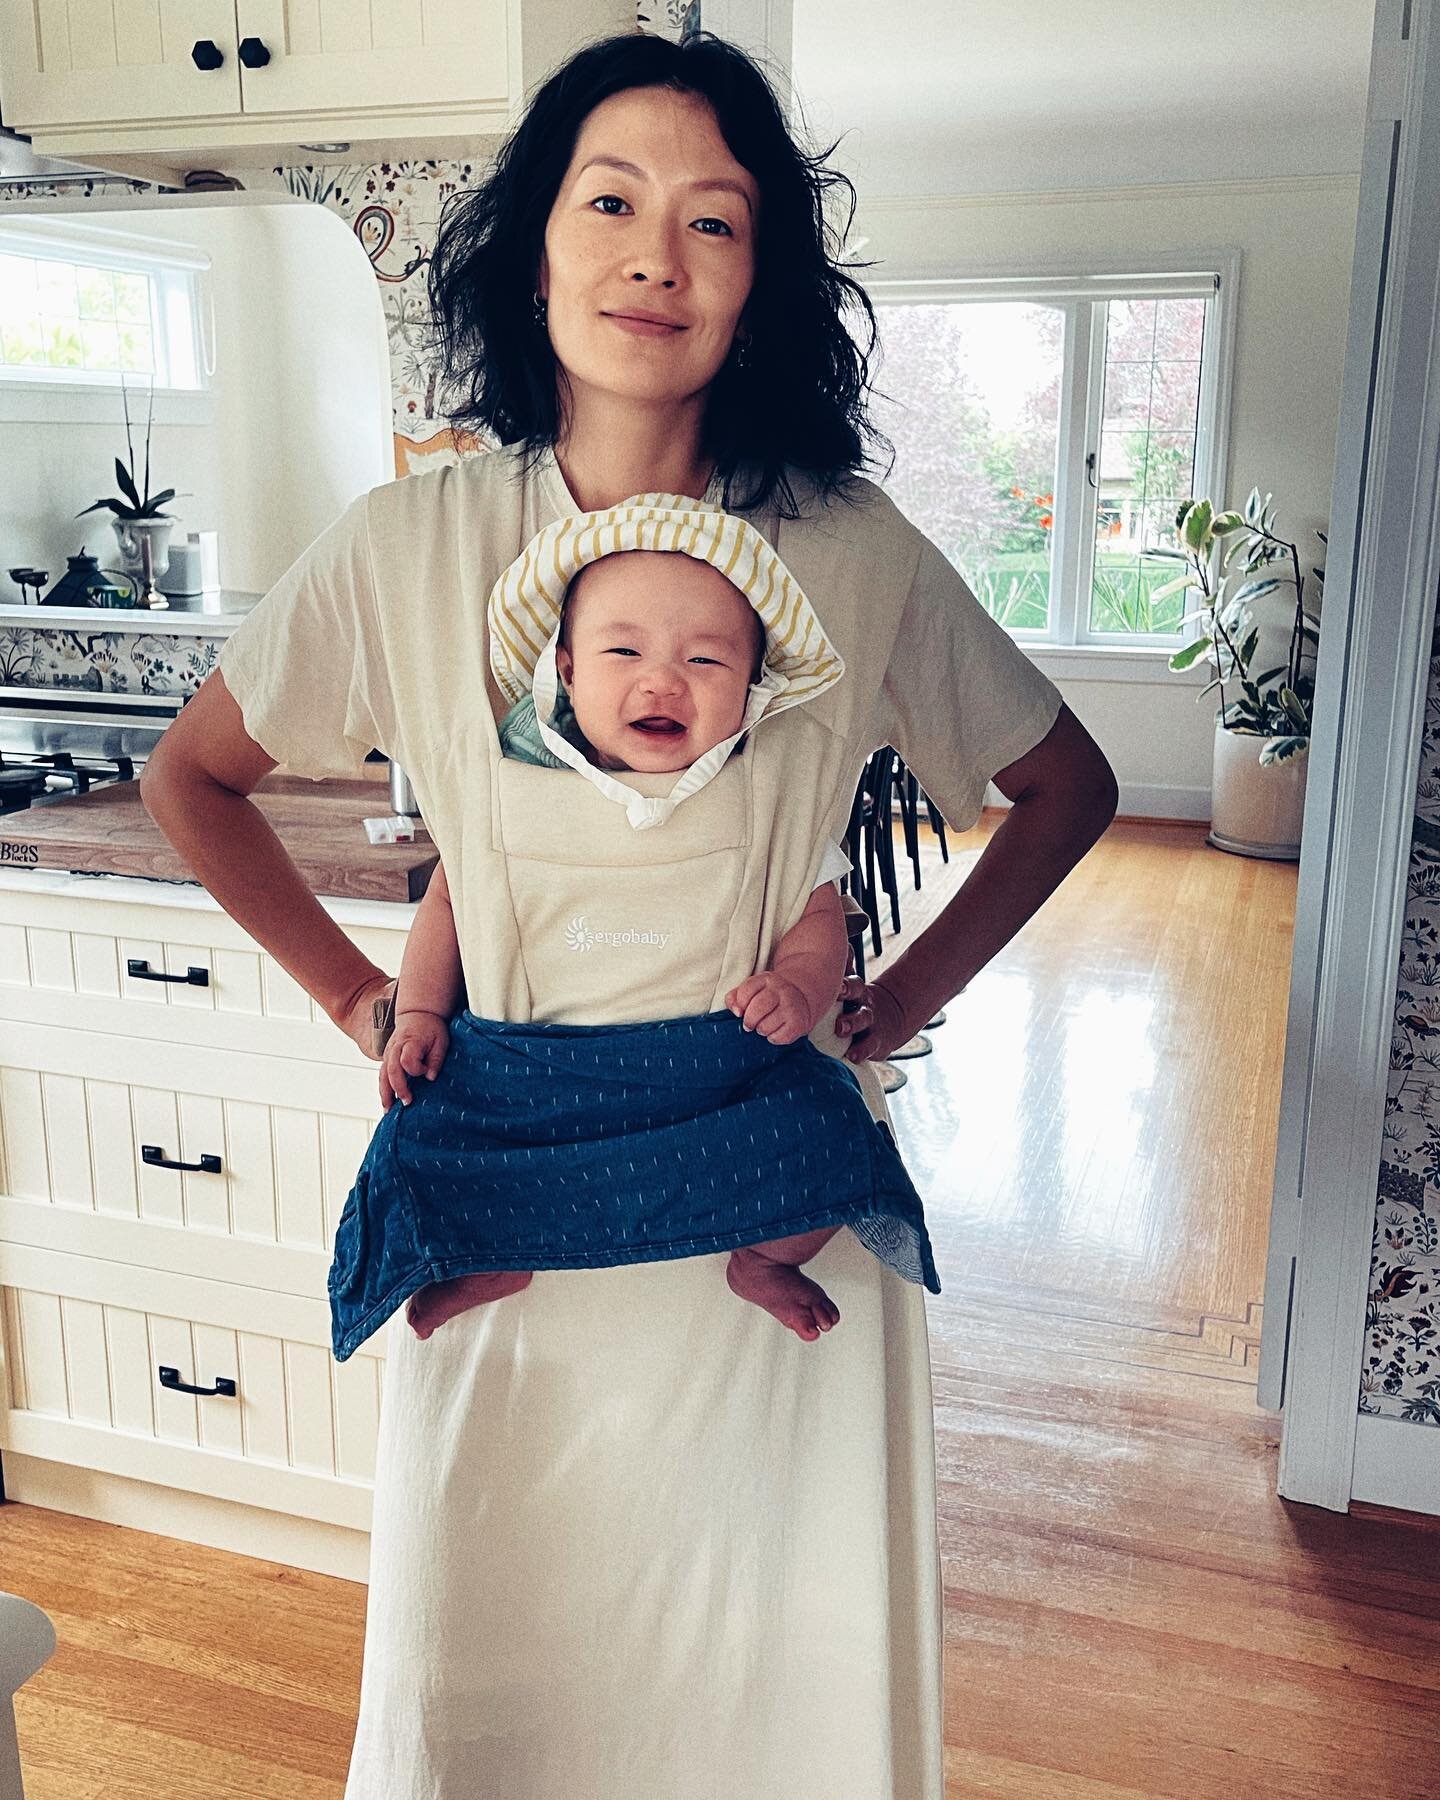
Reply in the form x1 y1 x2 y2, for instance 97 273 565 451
0 121 120 185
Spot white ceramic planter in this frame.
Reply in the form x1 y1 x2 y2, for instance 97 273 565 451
111 515 174 580
1208 717 1308 860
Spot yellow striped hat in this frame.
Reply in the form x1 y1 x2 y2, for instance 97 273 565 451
487 491 845 712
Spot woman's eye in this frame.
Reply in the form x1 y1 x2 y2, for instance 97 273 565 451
588 196 733 237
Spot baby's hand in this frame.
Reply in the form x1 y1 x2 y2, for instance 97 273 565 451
380 1009 451 1111
725 973 814 1045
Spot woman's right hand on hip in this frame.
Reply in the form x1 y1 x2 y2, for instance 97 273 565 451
335 971 398 1062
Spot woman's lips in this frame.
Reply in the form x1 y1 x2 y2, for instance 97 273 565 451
606 314 683 338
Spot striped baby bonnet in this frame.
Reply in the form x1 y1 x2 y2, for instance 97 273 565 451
487 492 846 829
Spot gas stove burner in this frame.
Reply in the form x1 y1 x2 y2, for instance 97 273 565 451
0 747 138 812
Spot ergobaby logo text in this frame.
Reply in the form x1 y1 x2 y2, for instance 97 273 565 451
564 914 672 954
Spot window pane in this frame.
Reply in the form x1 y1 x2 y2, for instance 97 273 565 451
117 323 153 372
80 320 121 369
1091 296 1206 636
870 300 1064 631
76 267 117 321
0 250 164 381
114 272 151 324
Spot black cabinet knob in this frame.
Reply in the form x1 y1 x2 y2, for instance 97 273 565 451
190 38 224 70
237 36 271 68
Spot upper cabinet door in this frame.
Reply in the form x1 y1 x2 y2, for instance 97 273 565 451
0 0 241 129
231 0 509 117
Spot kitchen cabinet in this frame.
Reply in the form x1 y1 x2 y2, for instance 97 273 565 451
0 865 415 1580
0 0 631 183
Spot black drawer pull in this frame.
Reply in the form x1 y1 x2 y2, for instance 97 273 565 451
142 1143 222 1174
159 1365 236 1398
190 38 224 69
127 958 209 986
238 35 271 67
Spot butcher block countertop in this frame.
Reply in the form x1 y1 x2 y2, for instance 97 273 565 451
0 769 438 904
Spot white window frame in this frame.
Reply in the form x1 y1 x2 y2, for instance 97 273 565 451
0 214 214 426
863 251 1241 685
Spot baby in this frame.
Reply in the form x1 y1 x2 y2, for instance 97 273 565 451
380 543 854 1346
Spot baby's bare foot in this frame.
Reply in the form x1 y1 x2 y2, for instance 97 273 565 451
725 1247 840 1341
407 1270 533 1340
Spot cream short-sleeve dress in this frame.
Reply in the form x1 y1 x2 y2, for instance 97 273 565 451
216 443 1064 1800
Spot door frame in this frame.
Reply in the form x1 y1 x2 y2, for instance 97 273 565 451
1258 0 1440 1509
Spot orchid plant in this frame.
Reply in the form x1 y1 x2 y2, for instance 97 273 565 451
75 372 182 522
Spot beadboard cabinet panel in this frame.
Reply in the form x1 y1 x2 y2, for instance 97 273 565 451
0 868 409 1566
234 0 509 116
1 0 241 128
1 1251 386 1525
0 1032 377 1251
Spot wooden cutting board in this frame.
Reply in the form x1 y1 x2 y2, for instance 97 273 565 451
0 770 438 903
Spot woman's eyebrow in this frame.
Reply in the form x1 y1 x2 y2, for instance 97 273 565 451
576 155 754 216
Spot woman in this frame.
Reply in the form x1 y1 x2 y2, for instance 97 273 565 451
141 30 1117 1798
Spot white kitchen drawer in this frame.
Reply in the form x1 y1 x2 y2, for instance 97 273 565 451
0 1244 387 1531
0 1023 380 1263
0 876 410 1066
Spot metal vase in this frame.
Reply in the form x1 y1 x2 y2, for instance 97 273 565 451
111 516 175 580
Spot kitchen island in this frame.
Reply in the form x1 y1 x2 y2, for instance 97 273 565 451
0 776 428 1581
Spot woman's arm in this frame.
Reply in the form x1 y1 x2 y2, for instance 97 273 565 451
138 669 395 1054
841 704 1117 1059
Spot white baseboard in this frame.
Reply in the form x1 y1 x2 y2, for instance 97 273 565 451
0 1452 371 1581
1351 1413 1440 1516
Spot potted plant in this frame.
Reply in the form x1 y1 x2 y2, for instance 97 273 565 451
75 374 186 607
1143 486 1324 860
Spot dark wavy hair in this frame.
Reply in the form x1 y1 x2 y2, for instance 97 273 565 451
426 29 894 519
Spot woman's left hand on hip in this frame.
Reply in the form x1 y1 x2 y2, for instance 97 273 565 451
833 975 914 1063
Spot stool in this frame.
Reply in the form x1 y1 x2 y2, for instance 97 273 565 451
0 1591 56 1798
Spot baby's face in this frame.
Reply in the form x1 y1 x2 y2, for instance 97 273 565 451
553 550 764 773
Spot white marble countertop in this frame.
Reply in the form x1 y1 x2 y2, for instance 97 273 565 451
0 589 262 635
0 862 419 927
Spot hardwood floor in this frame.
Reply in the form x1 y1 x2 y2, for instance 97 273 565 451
5 812 1439 1797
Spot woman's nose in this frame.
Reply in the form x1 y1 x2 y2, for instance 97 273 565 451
623 220 684 289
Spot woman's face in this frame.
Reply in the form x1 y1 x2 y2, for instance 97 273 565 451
538 84 760 411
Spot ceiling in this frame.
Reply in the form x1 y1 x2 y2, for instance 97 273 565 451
792 0 1377 198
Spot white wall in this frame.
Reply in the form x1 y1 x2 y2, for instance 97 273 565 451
796 0 1372 199
0 195 390 600
854 176 1360 819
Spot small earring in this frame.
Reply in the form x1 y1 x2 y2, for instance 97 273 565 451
532 291 548 327
735 332 751 371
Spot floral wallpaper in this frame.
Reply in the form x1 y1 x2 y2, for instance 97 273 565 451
1365 593 1440 1426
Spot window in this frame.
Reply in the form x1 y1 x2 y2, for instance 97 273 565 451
865 262 1235 664
0 218 210 391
